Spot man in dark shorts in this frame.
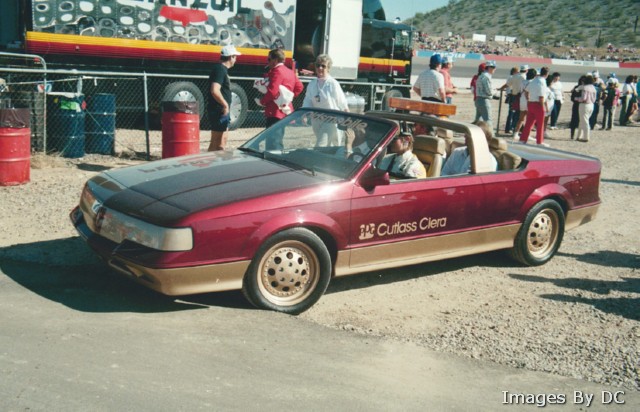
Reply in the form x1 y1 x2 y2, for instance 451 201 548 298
207 44 241 151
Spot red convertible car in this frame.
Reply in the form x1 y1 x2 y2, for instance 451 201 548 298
71 103 600 314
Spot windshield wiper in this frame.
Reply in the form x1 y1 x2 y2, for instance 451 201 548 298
238 146 264 158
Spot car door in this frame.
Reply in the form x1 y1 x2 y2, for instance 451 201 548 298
348 171 489 270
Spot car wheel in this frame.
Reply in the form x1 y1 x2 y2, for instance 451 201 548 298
229 83 248 130
242 228 332 314
510 199 565 266
382 88 404 110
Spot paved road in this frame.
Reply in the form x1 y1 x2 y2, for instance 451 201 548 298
1 253 638 411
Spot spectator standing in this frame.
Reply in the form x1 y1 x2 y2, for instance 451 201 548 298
626 75 638 123
302 54 349 146
475 60 497 128
260 48 304 150
513 68 537 141
574 75 597 142
499 67 519 134
519 67 550 146
441 56 458 104
601 78 620 130
413 54 446 102
207 45 241 151
548 72 564 129
569 76 586 140
619 75 634 126
470 63 487 124
589 71 605 130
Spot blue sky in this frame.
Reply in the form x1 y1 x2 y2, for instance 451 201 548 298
380 0 448 22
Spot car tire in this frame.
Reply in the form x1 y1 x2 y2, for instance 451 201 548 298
242 228 332 314
229 83 248 130
510 199 565 266
382 88 404 110
162 81 206 121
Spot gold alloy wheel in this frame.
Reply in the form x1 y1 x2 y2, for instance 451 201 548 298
526 207 560 259
257 240 320 306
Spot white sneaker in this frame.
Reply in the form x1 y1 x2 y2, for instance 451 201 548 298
537 142 550 147
512 133 519 141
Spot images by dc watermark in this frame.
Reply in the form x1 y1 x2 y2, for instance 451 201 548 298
502 390 625 407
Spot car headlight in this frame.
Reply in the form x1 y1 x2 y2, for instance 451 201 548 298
80 185 193 252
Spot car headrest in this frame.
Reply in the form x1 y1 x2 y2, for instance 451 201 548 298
414 135 446 156
436 128 454 140
489 137 507 151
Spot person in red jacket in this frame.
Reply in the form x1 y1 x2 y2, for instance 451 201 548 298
260 48 304 150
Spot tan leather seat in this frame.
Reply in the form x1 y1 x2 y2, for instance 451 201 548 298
413 135 446 177
488 137 522 170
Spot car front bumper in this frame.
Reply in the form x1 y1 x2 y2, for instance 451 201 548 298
70 206 249 296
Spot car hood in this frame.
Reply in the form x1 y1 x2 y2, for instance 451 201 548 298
89 151 328 225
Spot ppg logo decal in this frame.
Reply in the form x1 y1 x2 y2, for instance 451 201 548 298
359 223 375 240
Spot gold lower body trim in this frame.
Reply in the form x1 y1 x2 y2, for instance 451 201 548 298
334 224 521 276
565 204 599 231
108 258 249 296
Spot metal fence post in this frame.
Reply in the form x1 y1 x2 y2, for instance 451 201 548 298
143 72 150 160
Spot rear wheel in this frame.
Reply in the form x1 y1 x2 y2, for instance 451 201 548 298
242 228 332 314
229 83 248 130
510 199 564 266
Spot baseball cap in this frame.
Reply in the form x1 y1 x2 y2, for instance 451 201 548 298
430 53 443 65
519 64 529 72
478 62 487 71
485 60 497 68
592 70 599 78
442 55 453 64
221 45 242 57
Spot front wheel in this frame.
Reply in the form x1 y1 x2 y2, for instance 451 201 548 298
242 228 332 314
510 199 565 266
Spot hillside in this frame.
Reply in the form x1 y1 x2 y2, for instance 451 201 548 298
409 0 639 58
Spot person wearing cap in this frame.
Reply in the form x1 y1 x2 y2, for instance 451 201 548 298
519 66 550 146
441 56 458 104
378 132 427 179
513 68 537 140
589 71 605 130
260 48 304 150
470 62 487 124
207 44 242 151
475 60 497 128
413 53 446 103
601 78 620 130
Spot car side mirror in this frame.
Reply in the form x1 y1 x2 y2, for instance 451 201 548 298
358 166 390 190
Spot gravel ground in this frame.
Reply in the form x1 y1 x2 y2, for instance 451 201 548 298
1 91 638 391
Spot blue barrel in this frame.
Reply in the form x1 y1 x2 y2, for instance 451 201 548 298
48 93 85 158
86 93 116 155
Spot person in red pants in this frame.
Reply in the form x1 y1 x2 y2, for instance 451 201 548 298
519 67 550 147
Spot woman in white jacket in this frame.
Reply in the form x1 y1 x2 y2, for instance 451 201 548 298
302 54 349 146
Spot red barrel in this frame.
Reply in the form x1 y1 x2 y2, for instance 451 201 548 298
161 101 200 158
0 108 31 186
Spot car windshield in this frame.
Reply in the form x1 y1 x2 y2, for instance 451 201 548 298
239 108 397 179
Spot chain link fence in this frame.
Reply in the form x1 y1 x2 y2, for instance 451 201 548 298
1 58 409 160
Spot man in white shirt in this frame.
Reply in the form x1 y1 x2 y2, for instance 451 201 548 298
413 54 446 103
519 67 550 146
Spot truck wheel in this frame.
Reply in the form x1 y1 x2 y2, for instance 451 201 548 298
162 82 206 121
242 228 332 315
510 199 565 266
382 88 404 110
229 83 248 130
